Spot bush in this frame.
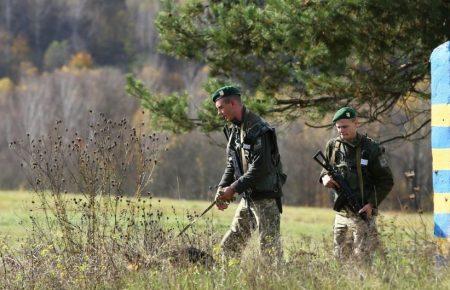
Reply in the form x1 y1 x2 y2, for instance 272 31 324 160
43 40 71 71
2 113 191 288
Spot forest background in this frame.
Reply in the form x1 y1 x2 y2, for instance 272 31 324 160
0 0 448 211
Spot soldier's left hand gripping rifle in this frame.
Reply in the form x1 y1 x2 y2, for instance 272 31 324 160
313 151 369 223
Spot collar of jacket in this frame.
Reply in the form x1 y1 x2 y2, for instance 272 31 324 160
337 132 363 148
232 106 248 128
228 106 261 136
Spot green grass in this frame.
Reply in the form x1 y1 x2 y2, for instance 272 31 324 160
0 190 433 244
0 190 35 239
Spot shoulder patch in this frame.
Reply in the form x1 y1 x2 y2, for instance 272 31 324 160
379 156 388 167
254 137 262 150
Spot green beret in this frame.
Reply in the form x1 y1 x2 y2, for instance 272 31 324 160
211 86 241 102
332 107 357 123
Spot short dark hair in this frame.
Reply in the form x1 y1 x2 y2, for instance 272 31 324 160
222 94 242 104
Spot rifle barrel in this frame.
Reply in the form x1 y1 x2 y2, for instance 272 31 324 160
176 200 217 238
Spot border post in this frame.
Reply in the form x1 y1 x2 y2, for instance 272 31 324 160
430 41 450 263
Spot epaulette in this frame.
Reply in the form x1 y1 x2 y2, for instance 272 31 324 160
244 122 271 144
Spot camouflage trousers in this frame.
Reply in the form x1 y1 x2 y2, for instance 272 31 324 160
220 198 282 262
333 213 381 262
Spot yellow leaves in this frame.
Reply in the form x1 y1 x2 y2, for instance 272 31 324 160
0 78 14 93
201 66 209 74
0 238 11 252
40 244 53 257
212 244 221 258
60 51 94 73
126 262 141 271
0 77 14 106
227 257 240 267
68 52 94 70
78 263 88 272
40 248 49 257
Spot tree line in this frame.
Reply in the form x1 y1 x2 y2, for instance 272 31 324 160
0 0 443 210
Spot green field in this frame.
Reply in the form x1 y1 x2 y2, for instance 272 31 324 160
0 190 434 244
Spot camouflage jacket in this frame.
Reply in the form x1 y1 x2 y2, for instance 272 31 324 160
319 133 394 208
219 107 286 200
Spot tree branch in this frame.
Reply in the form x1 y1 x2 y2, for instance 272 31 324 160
304 122 333 129
275 96 336 108
380 118 430 144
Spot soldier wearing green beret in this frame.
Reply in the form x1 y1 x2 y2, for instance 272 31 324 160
319 107 394 262
212 85 286 263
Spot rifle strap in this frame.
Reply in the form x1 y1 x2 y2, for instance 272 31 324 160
356 144 364 203
330 140 340 165
227 127 234 152
240 123 249 173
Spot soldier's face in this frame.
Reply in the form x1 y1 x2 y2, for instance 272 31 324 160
215 98 235 121
335 118 358 141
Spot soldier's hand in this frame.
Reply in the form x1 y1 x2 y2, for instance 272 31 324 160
322 175 340 189
358 203 373 218
219 186 236 201
215 187 229 211
216 202 228 211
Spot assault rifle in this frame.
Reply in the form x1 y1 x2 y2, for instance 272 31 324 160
313 151 368 222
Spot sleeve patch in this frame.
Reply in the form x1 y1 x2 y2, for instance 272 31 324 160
379 156 389 167
254 137 262 150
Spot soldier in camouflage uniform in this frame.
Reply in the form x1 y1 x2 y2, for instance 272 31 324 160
319 107 394 262
212 86 286 262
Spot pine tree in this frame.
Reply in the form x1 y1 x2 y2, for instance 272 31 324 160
128 0 449 138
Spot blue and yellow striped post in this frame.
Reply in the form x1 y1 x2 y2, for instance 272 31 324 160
431 41 450 259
